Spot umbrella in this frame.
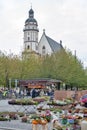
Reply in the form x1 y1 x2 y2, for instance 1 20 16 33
80 94 87 103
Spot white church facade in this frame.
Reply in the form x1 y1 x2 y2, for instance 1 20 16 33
22 7 63 58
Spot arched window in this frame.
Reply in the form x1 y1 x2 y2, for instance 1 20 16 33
27 45 30 49
42 46 45 49
28 37 30 41
42 46 46 55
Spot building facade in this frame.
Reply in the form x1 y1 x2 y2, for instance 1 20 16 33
22 7 63 58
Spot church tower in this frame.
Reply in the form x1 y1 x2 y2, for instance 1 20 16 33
22 7 39 58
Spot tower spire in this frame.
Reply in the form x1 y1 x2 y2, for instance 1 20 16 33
31 3 32 9
29 5 34 19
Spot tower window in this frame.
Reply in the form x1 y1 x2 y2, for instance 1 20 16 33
27 45 30 49
28 37 30 41
28 32 30 35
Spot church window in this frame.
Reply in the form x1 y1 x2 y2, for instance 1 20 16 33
28 37 30 41
27 45 30 49
42 46 46 55
42 46 45 49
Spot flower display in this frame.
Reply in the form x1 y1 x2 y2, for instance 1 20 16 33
8 99 38 105
41 110 52 122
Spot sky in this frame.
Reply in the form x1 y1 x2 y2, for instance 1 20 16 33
0 0 87 67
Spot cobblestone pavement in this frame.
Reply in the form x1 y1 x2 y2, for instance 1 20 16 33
0 120 32 130
0 99 35 130
0 99 36 112
0 99 51 130
0 120 51 130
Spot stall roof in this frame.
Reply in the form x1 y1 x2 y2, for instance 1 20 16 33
18 78 62 87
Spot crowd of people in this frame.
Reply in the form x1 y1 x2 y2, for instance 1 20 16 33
30 88 54 99
0 87 54 99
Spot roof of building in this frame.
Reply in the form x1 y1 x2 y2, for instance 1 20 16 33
46 35 63 52
25 8 37 25
25 18 37 24
29 8 34 14
19 78 62 87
